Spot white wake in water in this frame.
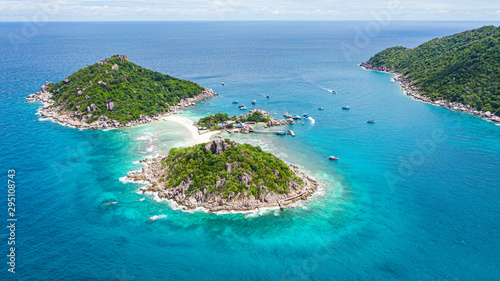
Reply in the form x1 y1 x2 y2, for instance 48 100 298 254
308 117 316 125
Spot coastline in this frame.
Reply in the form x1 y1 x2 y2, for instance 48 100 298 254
27 83 219 130
126 150 318 213
360 62 500 124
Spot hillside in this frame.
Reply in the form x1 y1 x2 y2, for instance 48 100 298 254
128 140 317 211
363 25 500 116
28 54 216 128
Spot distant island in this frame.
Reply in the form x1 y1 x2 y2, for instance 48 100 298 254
361 25 500 123
128 139 317 212
27 54 217 129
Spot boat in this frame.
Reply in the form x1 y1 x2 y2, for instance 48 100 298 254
367 120 375 123
342 106 350 110
232 101 238 104
239 106 247 110
283 113 292 118
222 82 224 86
329 156 339 160
266 94 270 98
332 90 337 94
303 113 309 118
276 131 286 135
292 115 302 120
318 108 325 110
252 100 256 104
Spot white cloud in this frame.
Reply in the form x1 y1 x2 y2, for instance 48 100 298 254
0 0 499 21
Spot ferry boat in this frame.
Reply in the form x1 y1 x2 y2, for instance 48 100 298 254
342 106 350 110
252 100 256 104
283 113 293 118
367 120 375 123
232 101 238 104
329 156 339 160
318 107 325 110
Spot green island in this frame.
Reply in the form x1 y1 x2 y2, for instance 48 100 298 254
361 25 500 120
27 54 217 129
197 111 271 130
128 139 317 212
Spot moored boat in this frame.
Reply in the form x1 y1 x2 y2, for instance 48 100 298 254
252 100 256 104
232 101 238 104
318 107 325 110
342 106 350 110
292 115 302 120
367 120 375 123
283 113 292 118
239 106 247 110
329 156 339 160
276 131 286 135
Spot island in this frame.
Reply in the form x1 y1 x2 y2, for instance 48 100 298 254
361 25 500 123
127 139 317 212
196 109 295 134
27 54 217 129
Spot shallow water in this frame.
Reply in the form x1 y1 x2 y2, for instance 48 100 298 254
0 21 499 280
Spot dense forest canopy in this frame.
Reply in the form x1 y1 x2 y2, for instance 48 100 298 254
367 26 500 115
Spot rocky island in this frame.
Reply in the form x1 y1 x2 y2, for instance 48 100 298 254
361 26 500 123
127 139 317 212
27 54 217 129
196 109 295 134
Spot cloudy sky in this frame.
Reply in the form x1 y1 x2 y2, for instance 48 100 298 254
0 0 499 21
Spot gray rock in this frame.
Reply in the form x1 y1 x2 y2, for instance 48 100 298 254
86 104 99 113
106 99 114 111
75 105 81 111
203 140 231 155
85 95 90 100
97 81 108 89
111 64 119 71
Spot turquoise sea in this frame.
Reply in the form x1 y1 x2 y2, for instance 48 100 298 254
1 21 499 280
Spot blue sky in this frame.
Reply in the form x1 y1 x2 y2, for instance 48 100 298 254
1 0 499 21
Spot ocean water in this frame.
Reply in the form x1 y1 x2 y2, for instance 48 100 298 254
1 21 499 280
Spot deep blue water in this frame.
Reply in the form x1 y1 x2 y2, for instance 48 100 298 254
1 21 499 280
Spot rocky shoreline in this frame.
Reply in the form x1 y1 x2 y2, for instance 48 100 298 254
360 62 500 124
27 82 218 130
127 142 318 213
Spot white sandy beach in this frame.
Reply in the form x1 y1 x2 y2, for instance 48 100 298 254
163 115 221 144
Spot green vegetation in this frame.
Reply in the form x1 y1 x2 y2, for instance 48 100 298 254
367 25 500 115
48 54 205 123
197 111 271 130
161 140 303 199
